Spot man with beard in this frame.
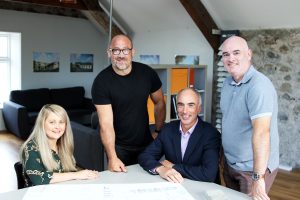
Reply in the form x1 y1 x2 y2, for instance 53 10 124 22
92 34 166 172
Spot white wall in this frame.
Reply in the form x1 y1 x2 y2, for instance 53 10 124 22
0 9 108 98
132 28 214 122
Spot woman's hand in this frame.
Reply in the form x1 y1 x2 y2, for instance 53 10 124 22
75 169 99 180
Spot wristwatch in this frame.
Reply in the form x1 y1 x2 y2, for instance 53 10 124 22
251 172 265 181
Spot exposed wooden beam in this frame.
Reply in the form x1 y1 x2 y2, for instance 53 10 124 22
179 0 220 52
0 0 124 36
81 0 124 36
3 0 88 10
0 0 87 18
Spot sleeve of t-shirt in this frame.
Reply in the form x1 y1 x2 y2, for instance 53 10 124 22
149 68 162 94
247 80 275 120
91 74 111 105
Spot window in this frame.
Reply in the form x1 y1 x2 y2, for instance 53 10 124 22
0 32 21 106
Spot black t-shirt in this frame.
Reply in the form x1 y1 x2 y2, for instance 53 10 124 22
91 62 162 147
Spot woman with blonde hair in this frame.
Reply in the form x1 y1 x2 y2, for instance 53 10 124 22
20 104 99 186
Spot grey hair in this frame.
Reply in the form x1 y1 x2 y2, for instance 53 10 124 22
177 87 202 106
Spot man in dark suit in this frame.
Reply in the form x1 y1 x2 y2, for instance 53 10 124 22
138 88 220 183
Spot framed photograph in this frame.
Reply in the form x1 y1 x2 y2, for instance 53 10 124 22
140 55 160 64
33 52 59 72
70 53 93 72
175 55 199 65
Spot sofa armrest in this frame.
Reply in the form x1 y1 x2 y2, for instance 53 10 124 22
2 101 30 140
71 122 104 171
83 97 96 112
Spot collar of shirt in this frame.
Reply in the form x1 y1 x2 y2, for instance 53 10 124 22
179 118 198 159
179 118 198 136
230 65 255 86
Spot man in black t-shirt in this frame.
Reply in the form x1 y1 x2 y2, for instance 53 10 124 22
92 34 166 172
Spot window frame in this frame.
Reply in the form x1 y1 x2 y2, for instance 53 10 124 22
0 32 21 107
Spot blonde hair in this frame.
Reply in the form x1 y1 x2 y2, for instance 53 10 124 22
20 104 77 172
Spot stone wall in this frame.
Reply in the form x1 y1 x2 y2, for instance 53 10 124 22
240 29 300 168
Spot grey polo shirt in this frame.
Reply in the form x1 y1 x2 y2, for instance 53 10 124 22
220 65 279 172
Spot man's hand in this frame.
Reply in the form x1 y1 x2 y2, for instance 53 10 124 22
156 166 183 183
108 157 127 172
250 179 270 200
151 131 158 139
160 159 174 168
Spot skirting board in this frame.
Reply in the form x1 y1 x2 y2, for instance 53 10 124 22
279 164 293 171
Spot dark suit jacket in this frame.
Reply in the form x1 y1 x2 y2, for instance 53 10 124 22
138 117 221 182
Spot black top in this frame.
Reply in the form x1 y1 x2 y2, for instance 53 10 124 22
92 62 162 147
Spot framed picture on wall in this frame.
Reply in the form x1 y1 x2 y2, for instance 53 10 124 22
33 52 59 72
175 55 199 65
70 53 93 72
140 55 160 64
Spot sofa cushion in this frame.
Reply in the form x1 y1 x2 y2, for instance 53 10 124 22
10 88 51 112
71 121 104 171
27 112 39 125
67 109 92 126
50 86 85 109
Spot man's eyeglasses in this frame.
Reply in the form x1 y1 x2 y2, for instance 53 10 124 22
109 48 132 55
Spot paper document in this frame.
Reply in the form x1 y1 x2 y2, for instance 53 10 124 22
22 184 102 200
102 182 194 200
23 182 195 200
203 190 229 200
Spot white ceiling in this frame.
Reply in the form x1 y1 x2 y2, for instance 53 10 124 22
201 0 300 30
103 0 300 34
102 0 199 34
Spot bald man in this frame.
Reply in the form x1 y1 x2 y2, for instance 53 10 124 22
92 35 166 173
220 36 279 200
139 88 220 183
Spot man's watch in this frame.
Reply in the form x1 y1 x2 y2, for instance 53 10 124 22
251 172 265 181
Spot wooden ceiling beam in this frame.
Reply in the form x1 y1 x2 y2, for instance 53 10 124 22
4 0 87 10
0 0 124 36
0 0 87 18
179 0 220 52
80 0 124 36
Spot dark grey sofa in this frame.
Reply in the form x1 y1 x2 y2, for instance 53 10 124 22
2 86 95 140
71 121 104 171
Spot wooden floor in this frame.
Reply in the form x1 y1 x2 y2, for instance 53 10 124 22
0 130 299 200
269 168 300 200
0 131 23 193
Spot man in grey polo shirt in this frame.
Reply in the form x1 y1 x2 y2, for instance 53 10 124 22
220 36 279 200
